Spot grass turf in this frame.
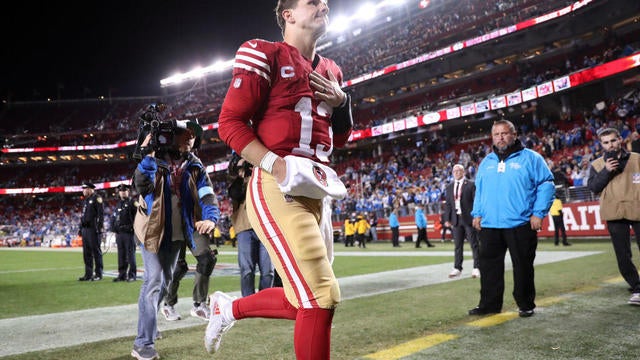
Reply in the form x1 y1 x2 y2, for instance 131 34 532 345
2 238 638 360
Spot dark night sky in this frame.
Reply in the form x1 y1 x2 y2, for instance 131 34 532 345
1 0 352 101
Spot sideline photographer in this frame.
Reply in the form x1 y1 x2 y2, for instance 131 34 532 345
228 152 275 297
130 110 220 360
588 127 640 306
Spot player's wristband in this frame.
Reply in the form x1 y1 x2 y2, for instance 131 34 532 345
259 151 278 173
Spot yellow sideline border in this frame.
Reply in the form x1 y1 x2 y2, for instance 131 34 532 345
362 276 624 360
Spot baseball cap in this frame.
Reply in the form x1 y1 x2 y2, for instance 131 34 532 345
81 182 96 189
117 184 131 191
175 119 203 149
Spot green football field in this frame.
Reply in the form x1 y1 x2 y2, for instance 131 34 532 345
1 238 639 360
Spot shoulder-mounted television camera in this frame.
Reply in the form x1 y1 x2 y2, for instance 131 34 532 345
132 103 201 160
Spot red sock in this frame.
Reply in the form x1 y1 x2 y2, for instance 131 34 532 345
232 287 297 320
293 308 334 360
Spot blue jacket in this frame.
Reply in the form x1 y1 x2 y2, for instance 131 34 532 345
415 208 427 229
471 142 554 228
389 212 399 228
135 153 220 250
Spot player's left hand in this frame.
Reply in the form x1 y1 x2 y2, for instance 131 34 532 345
310 70 346 108
530 215 543 231
195 220 216 235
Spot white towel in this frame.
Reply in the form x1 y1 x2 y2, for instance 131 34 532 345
278 155 347 200
320 196 334 264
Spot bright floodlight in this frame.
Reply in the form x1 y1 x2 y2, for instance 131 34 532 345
330 15 350 33
355 3 377 21
380 0 405 6
159 0 404 87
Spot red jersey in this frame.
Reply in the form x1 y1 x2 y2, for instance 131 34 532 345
218 39 347 163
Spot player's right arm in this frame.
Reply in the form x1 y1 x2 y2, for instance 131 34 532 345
218 40 287 183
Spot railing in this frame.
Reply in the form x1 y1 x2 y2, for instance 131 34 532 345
332 185 598 222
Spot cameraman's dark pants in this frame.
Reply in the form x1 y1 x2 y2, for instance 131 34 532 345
607 220 640 293
81 227 103 278
115 231 137 280
165 233 217 306
478 224 537 312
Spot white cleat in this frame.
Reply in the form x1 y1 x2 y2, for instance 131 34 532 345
471 268 481 278
204 291 236 354
161 304 181 321
448 268 461 278
191 303 210 321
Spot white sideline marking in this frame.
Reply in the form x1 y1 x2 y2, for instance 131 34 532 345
0 251 600 357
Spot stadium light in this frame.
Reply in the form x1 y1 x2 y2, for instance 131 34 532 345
355 3 377 21
160 59 234 87
329 15 350 33
159 0 404 87
379 0 406 6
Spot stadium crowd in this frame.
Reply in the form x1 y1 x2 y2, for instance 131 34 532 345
2 85 638 245
1 0 639 246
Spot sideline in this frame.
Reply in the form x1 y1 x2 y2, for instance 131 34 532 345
0 251 599 357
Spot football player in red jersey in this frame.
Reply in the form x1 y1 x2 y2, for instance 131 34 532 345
205 0 352 358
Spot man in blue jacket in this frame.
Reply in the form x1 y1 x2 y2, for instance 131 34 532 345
131 119 220 360
469 120 554 318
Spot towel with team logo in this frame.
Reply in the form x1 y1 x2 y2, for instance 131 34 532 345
278 155 347 200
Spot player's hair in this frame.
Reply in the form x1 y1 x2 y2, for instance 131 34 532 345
275 0 299 35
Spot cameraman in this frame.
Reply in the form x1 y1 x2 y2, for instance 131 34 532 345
131 119 220 360
228 152 274 297
588 127 640 306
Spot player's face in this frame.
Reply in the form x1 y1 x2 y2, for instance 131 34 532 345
492 124 516 152
292 0 329 36
600 133 622 153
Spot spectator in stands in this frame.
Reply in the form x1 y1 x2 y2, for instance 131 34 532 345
110 184 138 282
443 164 480 279
77 182 104 281
414 203 434 248
549 195 571 246
131 120 219 360
469 120 555 318
587 127 640 306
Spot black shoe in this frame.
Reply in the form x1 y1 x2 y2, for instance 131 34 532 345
427 244 435 247
554 243 559 246
113 277 125 282
563 242 572 246
468 307 500 315
127 277 137 282
519 309 535 317
78 276 92 281
92 275 103 281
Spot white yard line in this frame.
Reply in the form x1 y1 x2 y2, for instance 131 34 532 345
0 251 599 357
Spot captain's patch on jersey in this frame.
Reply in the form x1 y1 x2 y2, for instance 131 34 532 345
233 77 242 88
